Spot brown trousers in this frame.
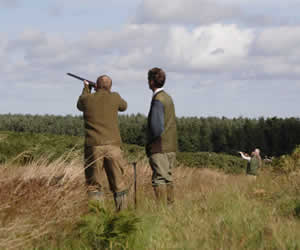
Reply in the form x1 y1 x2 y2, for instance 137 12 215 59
84 145 128 193
149 152 176 186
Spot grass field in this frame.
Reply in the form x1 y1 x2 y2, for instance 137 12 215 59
1 150 300 249
1 131 300 249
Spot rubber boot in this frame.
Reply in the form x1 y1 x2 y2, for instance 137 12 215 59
153 185 166 205
114 190 128 212
166 184 175 206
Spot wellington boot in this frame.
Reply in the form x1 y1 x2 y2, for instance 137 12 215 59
166 184 175 206
153 185 166 205
114 190 129 212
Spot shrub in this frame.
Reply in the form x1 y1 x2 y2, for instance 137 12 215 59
0 131 254 175
176 152 247 174
273 146 300 173
0 131 83 165
74 202 140 249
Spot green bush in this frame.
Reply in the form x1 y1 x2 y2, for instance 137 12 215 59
177 152 247 174
74 202 140 250
122 143 145 163
33 202 141 250
0 131 253 175
272 146 300 173
0 131 83 165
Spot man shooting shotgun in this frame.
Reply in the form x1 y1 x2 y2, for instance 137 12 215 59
75 73 130 212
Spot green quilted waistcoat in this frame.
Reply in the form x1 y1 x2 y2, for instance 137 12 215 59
147 91 177 155
247 155 261 176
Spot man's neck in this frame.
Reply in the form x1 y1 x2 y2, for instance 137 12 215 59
96 88 111 92
152 87 164 97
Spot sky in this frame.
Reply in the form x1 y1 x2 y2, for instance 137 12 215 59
1 0 300 118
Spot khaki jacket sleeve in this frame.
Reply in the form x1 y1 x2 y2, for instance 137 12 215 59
77 85 91 111
117 94 127 112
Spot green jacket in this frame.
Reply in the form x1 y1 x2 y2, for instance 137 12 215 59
146 90 177 155
77 86 127 146
246 155 261 176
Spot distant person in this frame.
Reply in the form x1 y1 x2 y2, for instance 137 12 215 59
146 67 177 205
239 148 262 180
77 75 129 212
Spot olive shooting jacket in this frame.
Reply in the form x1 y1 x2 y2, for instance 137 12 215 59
77 85 127 147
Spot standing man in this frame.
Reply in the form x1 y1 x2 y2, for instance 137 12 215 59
77 75 129 211
146 67 177 205
239 148 262 180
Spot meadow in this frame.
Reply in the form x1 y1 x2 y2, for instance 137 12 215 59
1 132 300 249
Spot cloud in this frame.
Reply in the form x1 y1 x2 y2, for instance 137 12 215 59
78 23 254 78
252 26 300 57
163 24 253 73
2 21 300 93
0 0 20 8
47 4 64 17
1 0 300 117
134 0 300 27
135 0 241 25
3 30 77 84
247 26 300 79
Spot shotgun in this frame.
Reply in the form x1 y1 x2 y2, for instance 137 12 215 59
66 73 96 89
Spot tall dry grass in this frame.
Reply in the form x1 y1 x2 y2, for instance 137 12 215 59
0 155 88 250
1 153 300 249
130 166 300 249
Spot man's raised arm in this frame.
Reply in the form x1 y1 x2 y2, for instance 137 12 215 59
118 95 127 112
77 81 91 111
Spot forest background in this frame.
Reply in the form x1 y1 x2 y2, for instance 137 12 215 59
1 113 300 157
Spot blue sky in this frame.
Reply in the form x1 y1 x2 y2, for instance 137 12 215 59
1 0 300 118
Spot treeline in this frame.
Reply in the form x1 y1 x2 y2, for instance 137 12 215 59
0 114 300 156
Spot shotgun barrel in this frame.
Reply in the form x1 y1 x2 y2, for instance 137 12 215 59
66 73 96 88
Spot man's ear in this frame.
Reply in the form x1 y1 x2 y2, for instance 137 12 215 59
149 80 155 88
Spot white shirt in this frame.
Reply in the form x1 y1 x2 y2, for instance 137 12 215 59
152 87 164 98
239 152 251 161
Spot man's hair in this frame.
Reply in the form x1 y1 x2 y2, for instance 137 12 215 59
254 148 262 166
96 75 112 90
148 67 166 88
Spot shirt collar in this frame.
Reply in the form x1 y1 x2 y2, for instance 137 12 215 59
152 87 164 97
